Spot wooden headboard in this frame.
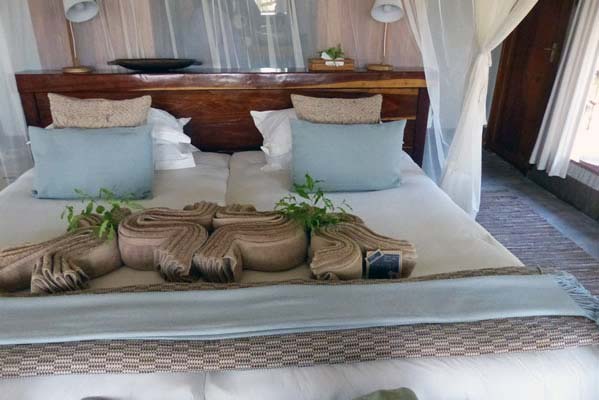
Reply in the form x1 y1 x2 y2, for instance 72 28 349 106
15 69 429 166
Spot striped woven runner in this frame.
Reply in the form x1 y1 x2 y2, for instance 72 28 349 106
0 267 597 378
477 190 599 294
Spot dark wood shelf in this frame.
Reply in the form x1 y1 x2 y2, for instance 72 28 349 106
16 69 429 165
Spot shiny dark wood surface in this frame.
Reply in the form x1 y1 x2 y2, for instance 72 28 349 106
16 70 428 164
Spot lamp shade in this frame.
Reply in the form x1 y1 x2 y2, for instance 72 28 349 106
63 0 99 23
371 0 404 23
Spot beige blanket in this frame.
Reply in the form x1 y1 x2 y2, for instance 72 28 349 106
1 202 417 290
0 215 121 294
118 201 219 281
311 215 417 280
193 205 308 282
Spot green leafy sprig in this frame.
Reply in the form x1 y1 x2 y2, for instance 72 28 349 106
275 174 352 233
320 44 345 60
61 188 143 240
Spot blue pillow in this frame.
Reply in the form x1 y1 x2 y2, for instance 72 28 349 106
29 125 154 199
291 120 406 192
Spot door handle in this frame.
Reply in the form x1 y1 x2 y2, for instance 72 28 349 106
544 42 559 63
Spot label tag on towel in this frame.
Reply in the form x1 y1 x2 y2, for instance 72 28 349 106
365 249 402 279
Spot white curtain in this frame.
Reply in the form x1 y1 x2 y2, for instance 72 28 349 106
404 0 537 217
402 0 474 186
164 0 314 70
530 0 599 177
68 0 315 70
0 1 40 186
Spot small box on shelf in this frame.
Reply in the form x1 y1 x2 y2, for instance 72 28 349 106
308 58 355 72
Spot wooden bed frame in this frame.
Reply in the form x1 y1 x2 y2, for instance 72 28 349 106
15 69 429 166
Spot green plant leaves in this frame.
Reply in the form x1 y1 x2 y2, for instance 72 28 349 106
61 187 143 240
97 219 110 239
275 174 352 233
320 44 345 60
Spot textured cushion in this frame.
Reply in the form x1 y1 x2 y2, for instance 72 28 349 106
291 94 382 124
29 125 154 199
291 120 406 192
250 108 297 171
48 93 151 129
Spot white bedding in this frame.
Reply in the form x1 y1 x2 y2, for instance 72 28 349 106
0 150 519 285
227 151 522 277
2 150 597 400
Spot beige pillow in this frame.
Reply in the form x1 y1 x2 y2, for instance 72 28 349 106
291 94 382 124
48 93 151 128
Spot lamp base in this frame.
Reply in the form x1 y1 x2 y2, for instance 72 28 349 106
366 63 394 72
62 65 94 74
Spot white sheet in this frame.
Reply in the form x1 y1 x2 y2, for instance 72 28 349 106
226 151 522 277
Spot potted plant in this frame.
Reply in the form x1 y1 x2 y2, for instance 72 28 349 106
320 44 346 67
308 44 354 71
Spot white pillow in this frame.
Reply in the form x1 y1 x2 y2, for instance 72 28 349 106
154 144 198 170
147 107 192 145
250 108 297 171
147 108 200 170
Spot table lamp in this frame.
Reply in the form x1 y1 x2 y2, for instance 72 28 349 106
62 0 99 74
368 0 404 71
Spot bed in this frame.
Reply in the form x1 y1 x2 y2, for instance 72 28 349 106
0 70 597 400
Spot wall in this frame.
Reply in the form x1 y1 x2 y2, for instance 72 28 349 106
25 0 422 70
316 0 422 68
528 164 599 220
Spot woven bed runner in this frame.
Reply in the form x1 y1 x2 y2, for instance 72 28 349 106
1 267 598 378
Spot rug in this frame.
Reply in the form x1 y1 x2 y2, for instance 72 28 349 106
477 190 599 295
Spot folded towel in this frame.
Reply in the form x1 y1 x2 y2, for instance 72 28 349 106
2 202 417 291
310 216 417 280
118 201 219 282
0 215 122 293
193 205 308 282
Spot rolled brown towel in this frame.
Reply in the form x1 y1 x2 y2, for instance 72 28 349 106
310 218 417 280
0 215 122 294
193 205 308 283
118 201 219 282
